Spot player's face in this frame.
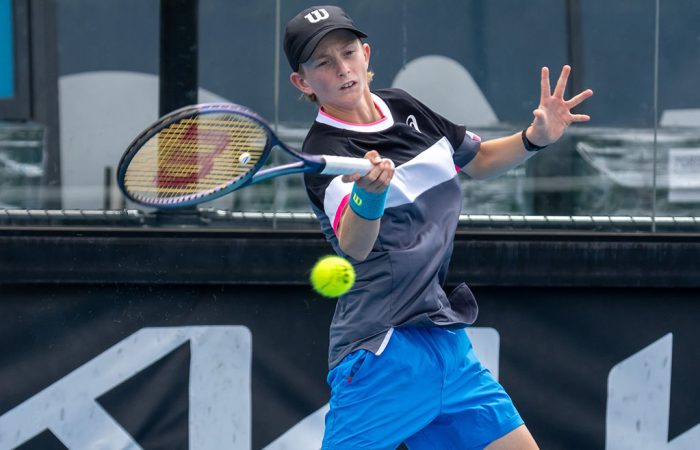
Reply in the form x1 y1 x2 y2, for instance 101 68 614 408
295 30 372 114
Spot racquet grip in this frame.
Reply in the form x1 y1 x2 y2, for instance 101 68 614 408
320 155 375 176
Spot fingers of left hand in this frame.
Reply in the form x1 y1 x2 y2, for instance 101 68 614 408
553 65 571 98
570 114 591 122
565 89 594 109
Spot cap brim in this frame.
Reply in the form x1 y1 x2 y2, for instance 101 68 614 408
297 26 367 69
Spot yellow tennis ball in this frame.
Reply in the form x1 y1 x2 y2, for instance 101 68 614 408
310 256 355 298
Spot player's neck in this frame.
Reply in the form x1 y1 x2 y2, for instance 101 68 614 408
320 93 383 125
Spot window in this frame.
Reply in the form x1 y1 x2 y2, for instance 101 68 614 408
1 0 698 231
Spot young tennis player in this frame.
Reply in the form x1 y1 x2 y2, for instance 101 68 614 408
285 5 592 449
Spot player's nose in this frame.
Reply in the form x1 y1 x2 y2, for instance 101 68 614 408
336 60 351 77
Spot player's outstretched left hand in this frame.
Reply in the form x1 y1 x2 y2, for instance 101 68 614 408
526 65 593 147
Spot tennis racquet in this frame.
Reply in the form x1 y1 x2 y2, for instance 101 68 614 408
117 102 373 208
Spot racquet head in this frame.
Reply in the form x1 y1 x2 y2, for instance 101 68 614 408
117 103 274 208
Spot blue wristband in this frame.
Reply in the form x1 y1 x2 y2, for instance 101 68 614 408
349 184 388 220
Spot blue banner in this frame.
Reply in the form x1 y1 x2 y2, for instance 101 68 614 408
0 0 14 99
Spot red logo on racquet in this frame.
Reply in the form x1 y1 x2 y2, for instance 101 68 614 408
155 123 230 186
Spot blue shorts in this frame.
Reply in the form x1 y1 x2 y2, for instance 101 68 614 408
322 327 524 450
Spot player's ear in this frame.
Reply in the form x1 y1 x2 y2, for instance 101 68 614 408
290 72 314 96
362 42 371 67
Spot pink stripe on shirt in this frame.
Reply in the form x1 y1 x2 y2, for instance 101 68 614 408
333 194 351 233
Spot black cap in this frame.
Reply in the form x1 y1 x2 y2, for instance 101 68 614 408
284 5 367 72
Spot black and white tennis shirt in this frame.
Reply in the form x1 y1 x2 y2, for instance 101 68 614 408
303 88 481 369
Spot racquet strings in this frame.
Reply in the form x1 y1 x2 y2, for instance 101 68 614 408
123 113 268 204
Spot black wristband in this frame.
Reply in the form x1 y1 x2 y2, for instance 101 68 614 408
521 129 547 152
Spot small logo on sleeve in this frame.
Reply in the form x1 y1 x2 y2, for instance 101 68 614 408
406 115 420 132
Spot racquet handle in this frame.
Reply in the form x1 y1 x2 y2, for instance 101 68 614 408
320 155 378 176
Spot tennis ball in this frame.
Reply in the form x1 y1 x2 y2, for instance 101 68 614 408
239 152 251 165
310 255 355 298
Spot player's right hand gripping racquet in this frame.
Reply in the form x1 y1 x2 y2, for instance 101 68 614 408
117 102 374 208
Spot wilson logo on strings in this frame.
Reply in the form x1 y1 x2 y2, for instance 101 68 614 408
155 123 230 186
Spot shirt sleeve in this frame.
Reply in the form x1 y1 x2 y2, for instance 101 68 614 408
453 131 481 170
302 126 356 237
304 172 352 235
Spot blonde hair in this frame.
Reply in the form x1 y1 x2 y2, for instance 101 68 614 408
300 70 375 104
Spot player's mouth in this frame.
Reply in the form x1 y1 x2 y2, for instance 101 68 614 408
339 81 357 90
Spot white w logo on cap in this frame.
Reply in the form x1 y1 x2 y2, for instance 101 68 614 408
305 8 329 23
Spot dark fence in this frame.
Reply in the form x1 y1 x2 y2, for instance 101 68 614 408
1 226 700 449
